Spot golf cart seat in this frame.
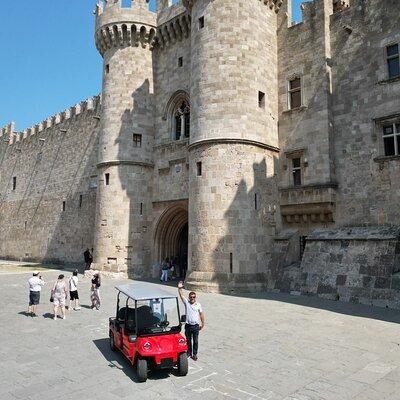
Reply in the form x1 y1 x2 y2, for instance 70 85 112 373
117 307 136 332
136 305 160 331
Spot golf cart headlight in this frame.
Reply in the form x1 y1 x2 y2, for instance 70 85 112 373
143 341 151 350
178 338 186 345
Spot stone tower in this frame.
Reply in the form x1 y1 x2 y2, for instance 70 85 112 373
93 0 156 276
185 0 282 291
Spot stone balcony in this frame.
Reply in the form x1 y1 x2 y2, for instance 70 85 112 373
279 182 337 224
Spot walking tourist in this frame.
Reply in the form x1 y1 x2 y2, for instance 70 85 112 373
178 281 205 361
160 258 170 282
83 248 93 270
51 274 68 320
68 269 81 310
91 271 101 310
27 271 45 317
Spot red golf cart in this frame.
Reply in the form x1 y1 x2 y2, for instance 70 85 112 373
109 283 188 382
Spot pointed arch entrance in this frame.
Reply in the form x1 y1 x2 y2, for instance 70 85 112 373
154 203 188 277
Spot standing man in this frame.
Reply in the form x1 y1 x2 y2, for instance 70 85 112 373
83 248 93 270
178 281 205 361
28 271 45 317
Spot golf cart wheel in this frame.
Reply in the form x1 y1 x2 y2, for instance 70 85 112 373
178 352 188 376
137 358 148 382
109 332 116 351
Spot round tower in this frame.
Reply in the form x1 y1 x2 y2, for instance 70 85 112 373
185 0 282 292
93 0 156 277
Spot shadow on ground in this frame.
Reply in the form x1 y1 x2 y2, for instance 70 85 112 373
133 277 400 325
93 338 179 383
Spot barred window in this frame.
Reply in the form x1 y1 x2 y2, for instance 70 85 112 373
133 133 142 148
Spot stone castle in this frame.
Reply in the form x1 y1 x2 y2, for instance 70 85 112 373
1 0 400 307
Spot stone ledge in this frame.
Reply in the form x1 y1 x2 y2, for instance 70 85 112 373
306 227 400 241
377 76 400 85
373 155 400 163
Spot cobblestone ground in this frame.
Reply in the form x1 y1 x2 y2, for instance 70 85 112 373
1 266 400 400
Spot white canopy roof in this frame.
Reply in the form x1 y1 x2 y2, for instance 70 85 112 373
115 282 178 301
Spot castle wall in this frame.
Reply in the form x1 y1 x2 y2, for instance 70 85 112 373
0 99 101 265
152 27 191 205
330 0 400 227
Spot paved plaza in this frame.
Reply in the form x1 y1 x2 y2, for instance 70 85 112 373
1 265 400 400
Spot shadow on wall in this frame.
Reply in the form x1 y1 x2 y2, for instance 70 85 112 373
202 154 280 293
114 80 154 279
42 102 101 267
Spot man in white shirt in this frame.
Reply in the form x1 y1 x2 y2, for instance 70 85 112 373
28 272 45 317
178 281 205 361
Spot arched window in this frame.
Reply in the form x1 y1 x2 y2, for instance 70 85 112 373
163 91 190 141
173 100 190 140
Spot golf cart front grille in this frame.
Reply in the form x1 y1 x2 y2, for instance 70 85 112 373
159 358 174 368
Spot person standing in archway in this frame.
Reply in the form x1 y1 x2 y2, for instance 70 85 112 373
178 281 205 361
160 257 170 282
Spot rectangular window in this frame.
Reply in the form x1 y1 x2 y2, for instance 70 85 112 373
178 57 183 67
387 44 400 79
12 177 16 191
288 77 302 109
198 16 205 29
133 133 142 147
24 221 27 231
184 113 190 138
383 123 400 156
292 157 302 186
105 173 110 186
79 194 83 208
258 91 265 108
254 193 258 210
62 201 66 212
175 115 182 140
229 253 233 274
105 64 110 74
196 161 202 176
140 203 143 216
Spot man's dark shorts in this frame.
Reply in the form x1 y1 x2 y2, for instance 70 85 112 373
70 290 79 300
29 291 40 306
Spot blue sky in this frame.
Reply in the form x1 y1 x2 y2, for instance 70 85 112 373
0 1 305 131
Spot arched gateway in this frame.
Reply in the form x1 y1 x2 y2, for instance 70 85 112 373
154 204 188 274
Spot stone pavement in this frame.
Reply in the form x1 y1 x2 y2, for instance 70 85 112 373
1 266 400 400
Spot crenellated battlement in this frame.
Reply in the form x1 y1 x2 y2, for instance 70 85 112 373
1 96 101 147
0 122 15 139
95 1 157 55
182 0 283 13
156 11 190 49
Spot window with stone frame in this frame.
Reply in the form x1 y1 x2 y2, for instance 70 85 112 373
288 76 302 109
173 100 190 141
292 157 302 186
382 122 400 156
133 133 142 147
387 43 400 79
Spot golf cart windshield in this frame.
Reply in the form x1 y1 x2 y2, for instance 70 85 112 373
135 297 180 335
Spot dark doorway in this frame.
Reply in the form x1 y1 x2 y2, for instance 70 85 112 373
177 222 188 280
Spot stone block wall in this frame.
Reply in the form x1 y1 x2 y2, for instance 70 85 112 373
0 98 101 265
277 228 400 308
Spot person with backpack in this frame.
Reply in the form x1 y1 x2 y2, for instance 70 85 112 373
90 271 101 310
68 269 81 311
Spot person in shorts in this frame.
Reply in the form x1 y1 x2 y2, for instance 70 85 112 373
68 269 81 310
52 274 68 320
28 272 45 317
